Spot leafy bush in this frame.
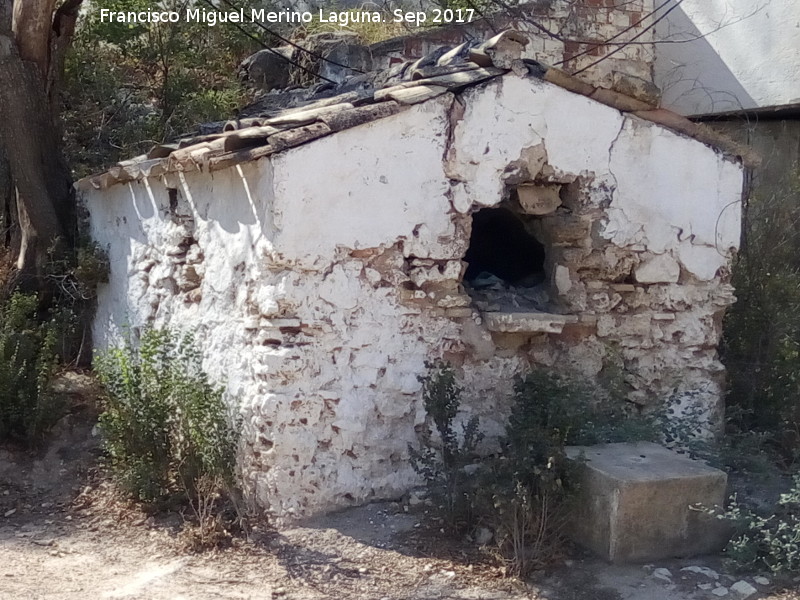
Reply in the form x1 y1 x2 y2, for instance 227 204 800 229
482 371 583 576
295 9 410 45
722 175 800 464
709 474 800 574
64 0 260 176
0 293 62 444
96 327 241 542
513 369 661 447
410 364 661 576
486 370 662 575
37 239 110 364
409 362 483 527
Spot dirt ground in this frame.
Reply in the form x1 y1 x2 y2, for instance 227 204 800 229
1 376 799 600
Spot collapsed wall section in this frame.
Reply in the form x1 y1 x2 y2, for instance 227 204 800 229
447 76 741 420
83 74 742 519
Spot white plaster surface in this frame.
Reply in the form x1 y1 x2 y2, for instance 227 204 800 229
83 73 744 519
655 0 800 115
447 77 623 208
272 97 455 268
606 117 743 280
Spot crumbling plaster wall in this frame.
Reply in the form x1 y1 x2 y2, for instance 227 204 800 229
84 73 742 519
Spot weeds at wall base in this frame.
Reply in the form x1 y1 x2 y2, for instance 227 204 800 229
0 293 65 445
408 363 797 579
410 365 588 577
705 473 800 575
95 327 246 550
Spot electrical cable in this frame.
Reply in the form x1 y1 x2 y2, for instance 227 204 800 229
216 0 366 74
552 0 673 66
197 0 337 84
573 0 684 75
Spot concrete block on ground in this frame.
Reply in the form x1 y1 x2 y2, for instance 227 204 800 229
565 441 729 563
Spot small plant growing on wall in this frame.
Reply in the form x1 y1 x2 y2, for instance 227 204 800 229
96 327 242 548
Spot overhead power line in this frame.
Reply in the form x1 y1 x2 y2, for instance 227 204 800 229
197 0 337 84
217 0 366 74
572 0 685 75
552 0 674 67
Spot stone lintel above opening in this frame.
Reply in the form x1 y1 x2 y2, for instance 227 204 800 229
482 311 578 334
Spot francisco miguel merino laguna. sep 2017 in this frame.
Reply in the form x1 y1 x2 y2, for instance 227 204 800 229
98 6 476 26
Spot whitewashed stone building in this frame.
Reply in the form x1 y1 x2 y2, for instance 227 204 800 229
78 31 749 519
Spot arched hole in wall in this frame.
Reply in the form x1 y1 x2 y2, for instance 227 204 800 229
463 206 551 312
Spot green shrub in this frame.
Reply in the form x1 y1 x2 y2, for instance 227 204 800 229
96 328 239 518
409 361 483 527
38 239 109 364
485 370 660 575
709 473 800 574
512 369 661 447
483 371 582 576
722 175 800 464
0 293 61 444
295 9 409 45
410 362 767 576
410 365 670 576
64 0 260 176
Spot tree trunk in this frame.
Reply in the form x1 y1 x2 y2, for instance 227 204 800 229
0 0 79 287
0 46 68 281
47 0 82 124
12 0 57 76
0 149 11 248
0 147 17 293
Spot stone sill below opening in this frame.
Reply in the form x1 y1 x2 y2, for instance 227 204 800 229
482 311 579 334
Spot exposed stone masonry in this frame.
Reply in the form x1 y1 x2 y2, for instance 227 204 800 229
81 39 744 521
371 0 658 90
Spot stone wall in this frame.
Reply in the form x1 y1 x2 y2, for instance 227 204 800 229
82 73 742 520
371 0 657 89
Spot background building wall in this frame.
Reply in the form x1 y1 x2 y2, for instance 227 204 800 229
369 0 658 89
655 0 800 116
